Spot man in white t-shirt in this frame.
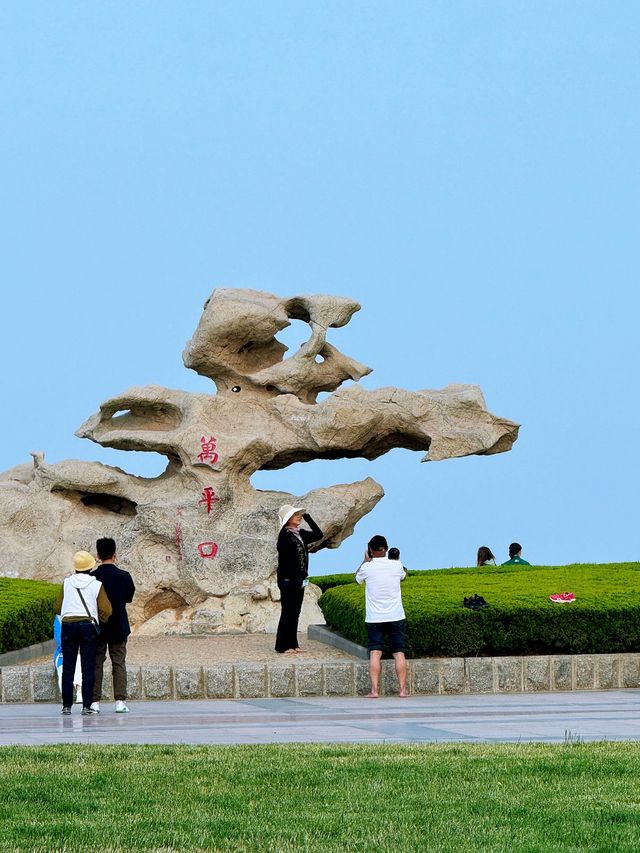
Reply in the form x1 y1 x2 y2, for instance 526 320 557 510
355 534 408 698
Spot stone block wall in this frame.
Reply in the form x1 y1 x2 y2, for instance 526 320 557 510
3 652 640 702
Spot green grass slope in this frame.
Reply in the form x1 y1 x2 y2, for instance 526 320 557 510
316 563 640 657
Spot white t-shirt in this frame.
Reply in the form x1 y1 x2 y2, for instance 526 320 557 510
355 557 406 623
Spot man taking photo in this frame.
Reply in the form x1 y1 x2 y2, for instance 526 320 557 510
355 535 408 698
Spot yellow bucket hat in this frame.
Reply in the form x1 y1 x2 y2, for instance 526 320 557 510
73 550 96 572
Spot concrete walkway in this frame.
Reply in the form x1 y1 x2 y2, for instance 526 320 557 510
2 690 640 746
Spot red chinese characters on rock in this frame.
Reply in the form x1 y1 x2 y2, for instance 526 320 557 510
198 487 220 514
189 448 222 558
197 436 219 466
197 541 219 559
174 524 185 561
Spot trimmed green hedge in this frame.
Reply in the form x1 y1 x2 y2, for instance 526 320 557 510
0 577 60 654
309 573 362 593
318 563 640 658
310 569 423 592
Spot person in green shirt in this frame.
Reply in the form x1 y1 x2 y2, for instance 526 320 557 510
502 542 531 566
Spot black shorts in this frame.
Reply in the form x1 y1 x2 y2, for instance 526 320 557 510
365 619 407 654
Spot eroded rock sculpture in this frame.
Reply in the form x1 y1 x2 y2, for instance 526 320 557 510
0 289 519 634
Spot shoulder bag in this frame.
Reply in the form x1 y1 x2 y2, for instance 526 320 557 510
77 588 101 637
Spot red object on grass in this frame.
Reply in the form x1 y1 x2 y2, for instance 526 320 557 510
549 592 576 603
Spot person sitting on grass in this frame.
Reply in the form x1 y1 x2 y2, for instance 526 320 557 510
477 546 496 566
355 535 408 699
502 542 531 566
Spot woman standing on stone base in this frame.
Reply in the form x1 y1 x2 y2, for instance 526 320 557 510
275 504 323 654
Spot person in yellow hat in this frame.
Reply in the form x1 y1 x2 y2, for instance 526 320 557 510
274 505 322 654
55 551 112 716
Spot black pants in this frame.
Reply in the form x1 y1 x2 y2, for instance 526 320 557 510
61 621 97 708
275 584 305 652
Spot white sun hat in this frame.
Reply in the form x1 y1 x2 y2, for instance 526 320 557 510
278 504 305 528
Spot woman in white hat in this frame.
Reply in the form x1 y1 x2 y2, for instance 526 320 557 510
275 505 323 654
55 550 112 715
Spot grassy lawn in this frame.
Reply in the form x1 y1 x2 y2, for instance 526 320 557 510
1 743 640 851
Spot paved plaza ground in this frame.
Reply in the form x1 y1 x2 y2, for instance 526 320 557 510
11 636 640 748
3 690 640 747
27 633 354 666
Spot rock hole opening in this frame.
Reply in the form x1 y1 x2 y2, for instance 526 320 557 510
104 402 183 431
276 319 311 359
52 488 138 516
144 589 189 620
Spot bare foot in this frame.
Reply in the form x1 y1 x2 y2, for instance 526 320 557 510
364 692 379 699
399 691 410 698
282 649 297 656
295 647 305 653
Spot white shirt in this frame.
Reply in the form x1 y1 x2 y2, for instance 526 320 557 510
60 574 103 621
355 557 406 623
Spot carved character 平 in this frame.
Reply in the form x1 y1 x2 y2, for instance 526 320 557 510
198 487 220 513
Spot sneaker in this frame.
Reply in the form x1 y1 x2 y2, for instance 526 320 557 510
115 700 129 713
81 707 99 716
90 702 100 713
549 592 576 603
61 706 72 716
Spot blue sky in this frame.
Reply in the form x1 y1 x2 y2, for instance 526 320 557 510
1 2 638 574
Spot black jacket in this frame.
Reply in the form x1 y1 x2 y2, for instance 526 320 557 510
90 563 136 643
277 514 323 586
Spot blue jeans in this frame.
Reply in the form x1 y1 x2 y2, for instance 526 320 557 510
60 620 97 708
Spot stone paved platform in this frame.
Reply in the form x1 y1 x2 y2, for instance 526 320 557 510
2 690 640 746
4 650 640 703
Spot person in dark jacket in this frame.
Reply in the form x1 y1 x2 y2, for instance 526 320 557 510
274 504 322 654
89 537 136 713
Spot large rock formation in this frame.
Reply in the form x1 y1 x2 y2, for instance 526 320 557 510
0 289 519 634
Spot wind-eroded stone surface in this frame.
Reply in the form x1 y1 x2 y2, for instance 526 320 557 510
0 288 519 634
